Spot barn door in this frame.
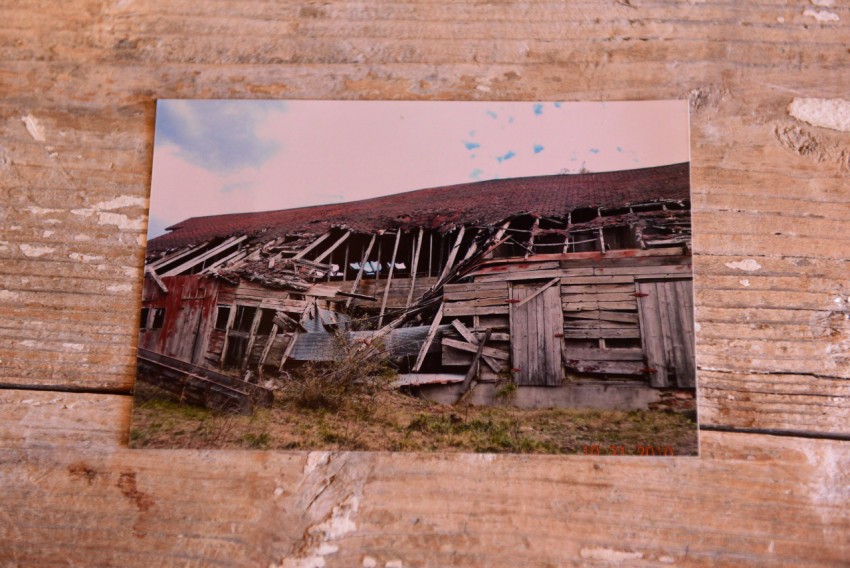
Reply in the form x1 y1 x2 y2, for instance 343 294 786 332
509 281 564 386
636 279 696 388
166 298 204 363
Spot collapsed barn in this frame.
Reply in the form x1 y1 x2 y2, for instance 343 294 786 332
138 162 695 411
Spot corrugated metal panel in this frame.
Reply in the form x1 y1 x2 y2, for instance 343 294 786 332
288 325 450 361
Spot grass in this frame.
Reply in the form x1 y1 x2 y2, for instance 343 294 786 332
130 382 699 455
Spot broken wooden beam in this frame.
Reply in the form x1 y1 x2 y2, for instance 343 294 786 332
378 229 402 328
413 304 444 372
291 231 333 260
145 266 168 294
438 226 465 282
240 307 263 372
272 311 308 333
278 332 300 371
450 319 501 373
161 235 248 277
257 324 279 367
455 329 492 404
336 290 378 301
441 337 510 360
314 231 352 263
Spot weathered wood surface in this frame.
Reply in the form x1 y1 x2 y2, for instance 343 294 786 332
1 1 849 565
510 282 563 386
2 390 849 567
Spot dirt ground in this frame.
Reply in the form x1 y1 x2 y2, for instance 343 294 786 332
130 381 699 455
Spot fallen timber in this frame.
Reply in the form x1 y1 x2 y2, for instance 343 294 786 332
136 348 274 414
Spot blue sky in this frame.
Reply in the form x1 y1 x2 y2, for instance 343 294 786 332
148 100 689 238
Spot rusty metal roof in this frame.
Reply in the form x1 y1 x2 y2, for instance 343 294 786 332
148 162 689 254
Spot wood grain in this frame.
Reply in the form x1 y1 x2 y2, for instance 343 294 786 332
2 389 849 567
1 0 849 564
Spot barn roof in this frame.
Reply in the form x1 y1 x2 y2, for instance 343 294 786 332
147 162 689 254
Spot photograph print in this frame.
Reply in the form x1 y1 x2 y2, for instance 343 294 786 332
132 99 698 455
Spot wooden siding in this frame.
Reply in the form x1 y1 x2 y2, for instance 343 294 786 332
637 280 697 388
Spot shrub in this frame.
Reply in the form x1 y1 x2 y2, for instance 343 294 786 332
280 331 397 415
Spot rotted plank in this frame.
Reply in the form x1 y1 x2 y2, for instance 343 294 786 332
563 359 647 375
562 347 645 361
563 329 642 339
450 319 501 373
444 304 510 317
441 337 510 360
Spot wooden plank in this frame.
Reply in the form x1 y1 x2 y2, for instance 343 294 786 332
444 288 509 301
443 304 510 317
199 248 247 274
438 226 465 282
593 264 692 276
559 284 635 294
563 329 642 339
336 290 378 301
444 281 509 293
290 231 332 260
160 235 248 277
563 359 647 375
313 230 352 263
564 319 637 329
345 234 376 308
543 282 564 385
442 341 510 367
635 274 697 282
475 315 511 329
483 219 511 259
446 297 508 308
405 227 424 308
560 275 635 285
468 261 560 277
377 229 401 327
257 323 278 367
412 304 443 372
456 329 492 402
562 301 637 311
525 217 539 258
677 279 697 388
561 347 645 361
637 281 668 387
259 298 310 311
217 301 237 367
558 254 692 269
564 311 640 323
277 332 299 370
441 337 510 361
450 319 501 373
477 268 581 283
145 266 168 294
560 292 637 302
147 241 208 271
392 373 465 387
240 306 263 371
478 246 685 267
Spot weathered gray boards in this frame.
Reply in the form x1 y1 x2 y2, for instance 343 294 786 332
139 163 695 406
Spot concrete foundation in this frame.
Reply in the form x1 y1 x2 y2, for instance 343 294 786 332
413 380 664 411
